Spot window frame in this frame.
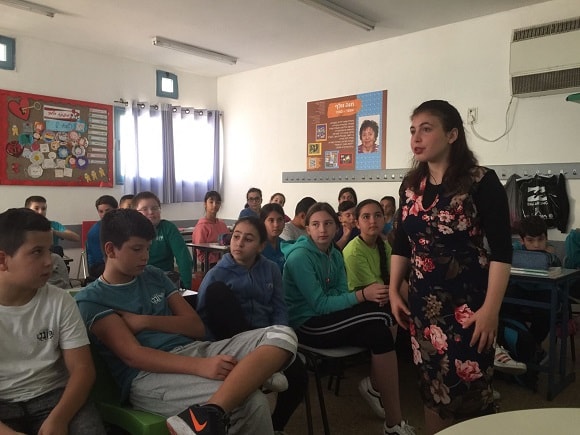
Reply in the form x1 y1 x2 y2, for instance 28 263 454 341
0 35 16 70
156 70 179 99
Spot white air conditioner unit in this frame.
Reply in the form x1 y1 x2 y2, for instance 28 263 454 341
510 16 580 97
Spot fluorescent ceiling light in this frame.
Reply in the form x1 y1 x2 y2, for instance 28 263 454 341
0 0 57 17
297 0 375 31
152 36 237 65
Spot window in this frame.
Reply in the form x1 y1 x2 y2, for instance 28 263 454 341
115 103 222 203
156 70 179 99
0 35 15 70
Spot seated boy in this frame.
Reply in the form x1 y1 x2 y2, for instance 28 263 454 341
49 252 72 289
119 194 134 209
333 200 360 250
86 195 119 280
501 215 562 365
75 209 297 435
280 196 316 241
25 195 80 254
0 208 105 435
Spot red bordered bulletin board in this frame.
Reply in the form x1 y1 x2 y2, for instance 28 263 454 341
0 88 113 187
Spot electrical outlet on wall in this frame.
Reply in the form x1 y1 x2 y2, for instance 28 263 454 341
467 107 478 124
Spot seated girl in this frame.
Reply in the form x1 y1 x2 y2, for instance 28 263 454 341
380 195 397 237
270 192 291 222
192 190 230 271
133 191 193 289
343 199 410 417
260 203 287 274
283 202 414 435
196 216 308 434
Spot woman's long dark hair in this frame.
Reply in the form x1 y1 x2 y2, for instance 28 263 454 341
355 199 389 285
405 100 478 195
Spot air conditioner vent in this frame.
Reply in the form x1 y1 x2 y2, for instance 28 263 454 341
512 67 580 97
512 16 580 42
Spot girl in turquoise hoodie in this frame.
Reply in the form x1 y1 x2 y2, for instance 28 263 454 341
283 202 414 435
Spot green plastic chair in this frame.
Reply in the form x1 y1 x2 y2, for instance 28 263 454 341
90 347 169 435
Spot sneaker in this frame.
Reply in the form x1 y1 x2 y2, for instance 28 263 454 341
494 345 527 375
358 376 385 419
384 420 416 435
492 389 501 401
262 372 288 393
166 404 228 435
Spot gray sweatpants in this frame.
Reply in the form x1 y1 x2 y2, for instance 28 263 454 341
130 325 297 434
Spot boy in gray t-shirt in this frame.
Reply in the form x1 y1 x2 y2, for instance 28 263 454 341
0 208 104 435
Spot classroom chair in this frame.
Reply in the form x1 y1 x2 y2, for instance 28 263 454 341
90 347 169 435
298 344 367 435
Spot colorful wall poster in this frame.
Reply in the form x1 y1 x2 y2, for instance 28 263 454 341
306 90 387 171
0 88 113 186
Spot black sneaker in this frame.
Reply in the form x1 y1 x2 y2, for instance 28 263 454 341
166 404 229 435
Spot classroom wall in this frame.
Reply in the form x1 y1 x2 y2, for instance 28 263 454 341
2 0 580 264
217 0 580 241
0 34 216 225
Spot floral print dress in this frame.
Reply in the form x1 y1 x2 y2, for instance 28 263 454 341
397 168 504 419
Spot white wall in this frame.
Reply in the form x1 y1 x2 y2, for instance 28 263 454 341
0 35 217 225
217 0 580 240
3 0 580 250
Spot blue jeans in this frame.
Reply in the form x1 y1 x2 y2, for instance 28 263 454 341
0 387 106 435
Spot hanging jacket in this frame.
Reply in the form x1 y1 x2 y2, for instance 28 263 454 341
516 173 570 233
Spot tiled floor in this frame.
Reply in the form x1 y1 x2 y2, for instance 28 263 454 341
281 340 579 435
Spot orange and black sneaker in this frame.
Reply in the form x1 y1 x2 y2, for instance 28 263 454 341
166 404 229 435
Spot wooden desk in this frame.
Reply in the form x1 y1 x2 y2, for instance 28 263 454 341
437 408 580 434
186 242 228 272
503 268 580 400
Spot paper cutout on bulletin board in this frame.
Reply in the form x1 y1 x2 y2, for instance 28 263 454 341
0 88 113 187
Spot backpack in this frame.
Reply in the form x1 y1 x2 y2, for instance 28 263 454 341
498 317 536 363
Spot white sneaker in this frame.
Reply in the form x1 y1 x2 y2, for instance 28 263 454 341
384 421 416 435
494 345 527 375
358 376 385 419
262 372 288 393
492 389 501 401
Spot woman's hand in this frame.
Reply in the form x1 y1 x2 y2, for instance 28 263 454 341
462 305 499 353
388 287 411 329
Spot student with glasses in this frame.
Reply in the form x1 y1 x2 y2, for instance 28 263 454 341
239 187 263 219
133 191 193 289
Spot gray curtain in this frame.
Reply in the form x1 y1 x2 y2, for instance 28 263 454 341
121 102 222 203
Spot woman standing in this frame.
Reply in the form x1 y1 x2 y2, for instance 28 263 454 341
284 202 414 435
388 100 512 434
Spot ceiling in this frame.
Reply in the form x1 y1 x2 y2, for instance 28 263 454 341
0 0 550 77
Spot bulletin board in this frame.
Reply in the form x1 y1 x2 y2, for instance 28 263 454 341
0 88 113 187
306 90 387 171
